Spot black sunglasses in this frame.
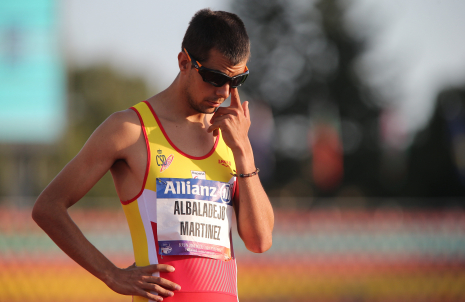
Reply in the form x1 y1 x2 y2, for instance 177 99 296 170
184 48 249 88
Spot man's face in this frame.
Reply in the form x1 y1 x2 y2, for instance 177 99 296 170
185 48 248 114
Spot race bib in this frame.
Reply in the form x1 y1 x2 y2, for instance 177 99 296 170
156 178 234 260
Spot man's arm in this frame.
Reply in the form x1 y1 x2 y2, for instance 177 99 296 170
208 88 274 253
32 110 180 301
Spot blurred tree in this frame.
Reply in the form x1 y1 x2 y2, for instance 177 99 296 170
233 0 381 200
64 65 150 162
57 65 151 200
405 87 465 201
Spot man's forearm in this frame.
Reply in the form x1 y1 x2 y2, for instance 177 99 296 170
232 144 274 253
32 200 118 285
32 196 181 301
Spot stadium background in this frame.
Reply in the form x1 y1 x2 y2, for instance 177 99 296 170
1 0 465 301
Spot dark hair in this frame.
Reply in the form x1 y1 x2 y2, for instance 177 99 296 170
182 9 250 65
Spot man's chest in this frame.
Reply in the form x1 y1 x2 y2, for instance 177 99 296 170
160 121 217 158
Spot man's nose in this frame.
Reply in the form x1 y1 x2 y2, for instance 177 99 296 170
215 82 230 99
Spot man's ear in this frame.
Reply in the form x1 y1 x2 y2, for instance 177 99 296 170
178 51 190 73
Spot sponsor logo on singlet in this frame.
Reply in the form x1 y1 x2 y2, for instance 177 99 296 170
160 243 172 254
218 159 231 168
191 170 206 179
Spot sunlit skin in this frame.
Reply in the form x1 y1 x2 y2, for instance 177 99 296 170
32 47 274 301
183 48 248 115
149 48 250 157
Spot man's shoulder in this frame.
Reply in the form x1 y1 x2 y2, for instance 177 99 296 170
95 109 142 146
105 108 141 128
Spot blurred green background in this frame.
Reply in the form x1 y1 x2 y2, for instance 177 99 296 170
1 0 465 202
1 0 465 301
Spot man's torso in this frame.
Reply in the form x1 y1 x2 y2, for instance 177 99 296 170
116 101 239 302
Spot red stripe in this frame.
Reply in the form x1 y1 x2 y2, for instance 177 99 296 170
143 100 219 160
207 259 219 290
194 258 210 290
215 260 228 291
231 261 237 294
217 261 228 293
188 257 200 289
229 260 236 293
196 258 211 290
230 260 237 294
232 179 239 202
193 257 208 289
159 256 237 295
209 260 221 291
162 292 237 302
229 231 235 259
228 259 236 294
121 107 151 205
216 262 229 291
224 260 233 294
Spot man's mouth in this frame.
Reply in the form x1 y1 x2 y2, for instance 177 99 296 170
206 100 222 107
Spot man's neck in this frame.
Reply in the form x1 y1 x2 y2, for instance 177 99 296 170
148 77 209 125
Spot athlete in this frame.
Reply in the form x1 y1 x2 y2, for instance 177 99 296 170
32 9 274 302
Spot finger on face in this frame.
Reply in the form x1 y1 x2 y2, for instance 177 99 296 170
229 88 241 108
210 107 240 124
207 123 220 134
209 108 222 124
242 101 249 119
208 113 236 132
214 107 240 115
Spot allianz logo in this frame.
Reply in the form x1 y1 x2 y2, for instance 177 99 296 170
163 180 232 203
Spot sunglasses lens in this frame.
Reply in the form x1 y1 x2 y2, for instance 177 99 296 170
231 74 248 88
198 69 249 88
198 70 227 87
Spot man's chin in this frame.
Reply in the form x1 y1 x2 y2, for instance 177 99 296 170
192 106 217 114
203 101 223 113
203 107 218 114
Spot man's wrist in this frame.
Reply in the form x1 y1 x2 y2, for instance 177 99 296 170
231 142 256 175
231 167 259 178
100 264 120 287
230 139 253 157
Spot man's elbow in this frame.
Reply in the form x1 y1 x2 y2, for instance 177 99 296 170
246 238 272 253
31 197 54 227
31 200 46 225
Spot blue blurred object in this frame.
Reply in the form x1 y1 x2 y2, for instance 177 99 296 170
0 0 65 144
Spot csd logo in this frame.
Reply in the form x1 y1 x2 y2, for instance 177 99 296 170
156 154 167 166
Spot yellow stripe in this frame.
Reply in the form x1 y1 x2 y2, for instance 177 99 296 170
122 199 150 266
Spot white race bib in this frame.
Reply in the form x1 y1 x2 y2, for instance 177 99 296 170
156 178 234 260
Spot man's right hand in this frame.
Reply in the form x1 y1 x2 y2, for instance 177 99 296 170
106 263 181 301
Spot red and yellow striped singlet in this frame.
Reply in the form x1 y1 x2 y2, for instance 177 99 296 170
122 101 239 302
